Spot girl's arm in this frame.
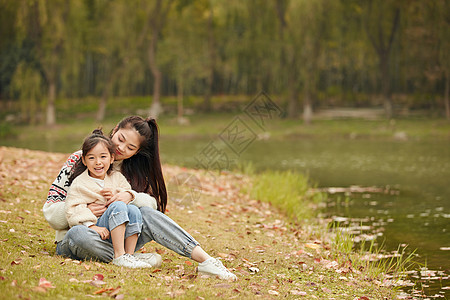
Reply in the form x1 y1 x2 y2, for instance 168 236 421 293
42 151 82 230
65 184 98 227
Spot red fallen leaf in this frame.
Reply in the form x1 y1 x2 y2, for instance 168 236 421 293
92 274 104 281
156 249 166 255
185 261 193 266
39 278 55 289
93 288 108 295
358 297 370 300
152 268 162 273
11 257 23 266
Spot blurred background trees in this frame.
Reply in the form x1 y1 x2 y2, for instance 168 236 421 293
0 0 448 125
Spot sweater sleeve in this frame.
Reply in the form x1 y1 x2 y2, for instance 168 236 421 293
130 192 157 210
42 151 82 230
65 181 98 227
114 172 157 210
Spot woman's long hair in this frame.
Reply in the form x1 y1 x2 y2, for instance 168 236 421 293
112 116 167 213
68 129 115 185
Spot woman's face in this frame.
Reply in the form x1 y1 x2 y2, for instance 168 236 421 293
111 128 142 161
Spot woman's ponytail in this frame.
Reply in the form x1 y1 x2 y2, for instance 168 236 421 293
146 118 167 213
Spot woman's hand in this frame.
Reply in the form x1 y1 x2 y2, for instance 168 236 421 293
87 202 107 217
106 191 133 206
89 225 110 240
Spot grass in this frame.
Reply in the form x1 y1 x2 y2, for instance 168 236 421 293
0 147 407 299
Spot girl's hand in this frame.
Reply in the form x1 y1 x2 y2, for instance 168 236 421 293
87 202 107 217
90 225 110 240
99 188 114 201
106 191 133 206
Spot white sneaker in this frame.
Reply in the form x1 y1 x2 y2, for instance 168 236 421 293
133 252 162 268
198 257 237 281
112 253 153 268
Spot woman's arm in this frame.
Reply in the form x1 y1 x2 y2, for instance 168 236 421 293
42 151 82 230
104 172 157 209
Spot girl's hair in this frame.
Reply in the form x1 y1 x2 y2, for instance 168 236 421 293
112 116 167 213
68 129 115 185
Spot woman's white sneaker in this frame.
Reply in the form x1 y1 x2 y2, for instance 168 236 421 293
198 257 237 281
112 253 153 268
133 252 162 268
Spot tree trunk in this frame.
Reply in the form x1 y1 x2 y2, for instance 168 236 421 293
46 80 56 126
445 71 450 120
302 79 313 125
203 4 215 112
96 89 108 122
287 74 299 119
177 75 184 121
380 55 393 118
148 32 163 118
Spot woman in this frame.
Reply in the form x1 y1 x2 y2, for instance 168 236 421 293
43 116 237 280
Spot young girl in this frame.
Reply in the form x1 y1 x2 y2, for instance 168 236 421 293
65 129 156 268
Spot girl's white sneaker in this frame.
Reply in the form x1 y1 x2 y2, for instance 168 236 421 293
133 252 162 268
112 253 153 268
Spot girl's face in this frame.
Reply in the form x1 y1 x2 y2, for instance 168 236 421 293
82 142 114 180
111 128 141 161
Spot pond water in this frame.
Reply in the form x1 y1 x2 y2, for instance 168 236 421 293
1 130 449 297
159 136 450 298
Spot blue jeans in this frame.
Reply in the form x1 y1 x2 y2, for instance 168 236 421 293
56 206 200 262
96 201 142 240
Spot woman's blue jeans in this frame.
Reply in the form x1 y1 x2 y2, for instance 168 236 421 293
56 205 200 262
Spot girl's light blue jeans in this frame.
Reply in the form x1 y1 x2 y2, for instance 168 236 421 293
56 205 200 262
95 201 142 240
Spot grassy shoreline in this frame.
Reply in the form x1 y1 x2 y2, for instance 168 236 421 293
0 146 414 299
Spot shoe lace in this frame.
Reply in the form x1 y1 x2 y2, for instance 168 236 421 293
212 258 230 273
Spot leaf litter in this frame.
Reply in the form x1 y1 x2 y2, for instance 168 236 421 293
0 147 436 298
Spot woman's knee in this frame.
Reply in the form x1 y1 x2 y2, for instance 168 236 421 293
66 225 93 247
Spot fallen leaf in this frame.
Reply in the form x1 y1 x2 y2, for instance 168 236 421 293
11 259 22 266
92 274 104 281
39 278 55 289
33 286 47 293
90 280 106 287
305 243 321 249
290 290 307 296
217 253 228 259
268 290 279 295
185 260 193 266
